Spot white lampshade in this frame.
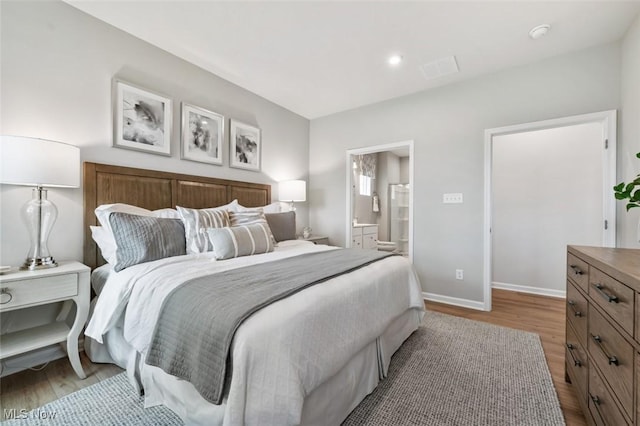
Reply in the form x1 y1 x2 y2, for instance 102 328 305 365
279 180 306 202
0 135 80 188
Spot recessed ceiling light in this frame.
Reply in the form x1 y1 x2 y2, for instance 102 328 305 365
388 55 403 66
529 24 551 40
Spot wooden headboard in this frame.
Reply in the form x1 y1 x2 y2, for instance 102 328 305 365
83 162 271 269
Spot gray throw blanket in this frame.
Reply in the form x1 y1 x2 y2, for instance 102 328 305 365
145 248 395 404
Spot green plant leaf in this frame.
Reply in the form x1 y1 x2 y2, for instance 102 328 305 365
636 152 640 159
614 182 625 191
627 203 640 211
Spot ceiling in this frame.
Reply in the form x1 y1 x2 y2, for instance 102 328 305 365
65 1 640 119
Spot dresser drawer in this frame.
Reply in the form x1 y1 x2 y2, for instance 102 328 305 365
566 321 588 402
588 307 633 417
0 274 78 311
589 366 630 426
567 280 588 347
567 253 590 292
589 267 634 336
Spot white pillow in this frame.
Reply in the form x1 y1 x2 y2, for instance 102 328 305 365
237 201 282 214
90 225 117 264
93 203 180 265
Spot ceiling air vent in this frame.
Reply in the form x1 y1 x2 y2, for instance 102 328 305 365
419 55 459 80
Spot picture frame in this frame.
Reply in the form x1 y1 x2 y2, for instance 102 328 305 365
181 103 224 165
229 119 261 171
113 79 172 156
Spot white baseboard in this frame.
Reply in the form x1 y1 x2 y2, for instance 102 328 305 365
422 292 487 311
0 339 85 377
492 281 566 298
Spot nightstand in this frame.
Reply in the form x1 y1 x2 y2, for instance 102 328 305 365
0 261 90 379
304 235 330 245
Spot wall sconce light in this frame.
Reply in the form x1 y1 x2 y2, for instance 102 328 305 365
0 136 80 270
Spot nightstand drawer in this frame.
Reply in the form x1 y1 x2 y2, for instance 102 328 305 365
0 274 78 311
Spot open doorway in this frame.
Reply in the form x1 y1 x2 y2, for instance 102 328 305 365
345 141 414 261
483 111 617 311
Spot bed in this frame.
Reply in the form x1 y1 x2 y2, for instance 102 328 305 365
82 162 425 425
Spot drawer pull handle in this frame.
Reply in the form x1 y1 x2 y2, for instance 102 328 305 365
592 283 619 303
566 343 582 367
569 265 584 276
567 300 582 317
0 288 12 305
591 334 619 366
589 394 606 424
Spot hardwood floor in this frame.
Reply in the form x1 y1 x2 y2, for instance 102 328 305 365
426 289 586 426
0 289 585 424
0 353 123 420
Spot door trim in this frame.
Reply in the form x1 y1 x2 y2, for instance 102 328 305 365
345 140 414 261
483 110 617 311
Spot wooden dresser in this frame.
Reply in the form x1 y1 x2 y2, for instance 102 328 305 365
566 245 640 425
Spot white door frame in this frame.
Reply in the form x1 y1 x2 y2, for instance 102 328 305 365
483 110 617 311
346 140 415 261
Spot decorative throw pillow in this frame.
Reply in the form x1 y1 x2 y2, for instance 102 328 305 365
109 212 186 272
205 223 275 260
93 204 180 265
237 202 282 214
229 209 267 227
177 206 231 254
265 211 296 242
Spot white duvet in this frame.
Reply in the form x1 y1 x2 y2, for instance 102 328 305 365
85 240 424 425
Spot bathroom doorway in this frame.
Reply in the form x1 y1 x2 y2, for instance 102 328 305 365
345 140 414 261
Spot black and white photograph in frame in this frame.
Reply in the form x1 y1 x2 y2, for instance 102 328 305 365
181 103 224 165
230 119 261 171
113 79 172 156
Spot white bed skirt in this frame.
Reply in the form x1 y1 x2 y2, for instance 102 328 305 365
86 306 423 425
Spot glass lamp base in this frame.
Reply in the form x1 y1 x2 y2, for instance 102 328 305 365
20 187 59 270
21 256 58 270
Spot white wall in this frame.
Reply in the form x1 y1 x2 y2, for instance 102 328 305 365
492 123 604 294
0 0 310 267
399 157 410 184
310 43 621 304
620 12 640 248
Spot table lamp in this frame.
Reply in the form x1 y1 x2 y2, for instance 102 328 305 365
279 180 306 211
0 136 80 270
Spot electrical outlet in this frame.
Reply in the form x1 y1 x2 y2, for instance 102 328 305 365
443 193 463 204
455 269 464 280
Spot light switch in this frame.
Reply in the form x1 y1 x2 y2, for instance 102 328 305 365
443 193 463 204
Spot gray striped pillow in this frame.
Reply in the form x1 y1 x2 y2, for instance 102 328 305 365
205 223 275 260
177 206 230 254
109 212 186 272
229 209 267 227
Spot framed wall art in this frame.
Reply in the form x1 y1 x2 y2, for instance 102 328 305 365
113 79 172 156
229 119 261 171
181 103 224 165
